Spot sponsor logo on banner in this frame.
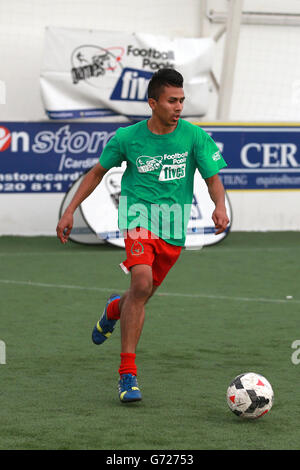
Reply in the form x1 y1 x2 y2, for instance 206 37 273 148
0 124 114 155
1 122 300 193
71 45 124 85
205 126 300 190
70 43 175 107
0 126 11 152
0 122 126 193
126 44 175 70
110 68 152 102
40 27 214 119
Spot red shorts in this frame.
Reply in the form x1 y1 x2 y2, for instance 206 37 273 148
120 228 182 286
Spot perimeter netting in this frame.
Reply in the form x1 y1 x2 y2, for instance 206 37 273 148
210 0 300 121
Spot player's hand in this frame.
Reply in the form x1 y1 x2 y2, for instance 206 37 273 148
212 206 229 235
56 211 73 244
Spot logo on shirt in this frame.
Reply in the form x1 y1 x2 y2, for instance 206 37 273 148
130 241 144 256
159 164 186 181
136 152 188 181
136 156 163 173
212 150 221 161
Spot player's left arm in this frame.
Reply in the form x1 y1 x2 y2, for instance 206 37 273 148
205 174 229 235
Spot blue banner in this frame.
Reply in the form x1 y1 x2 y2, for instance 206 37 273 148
205 125 300 190
0 122 127 193
0 122 300 192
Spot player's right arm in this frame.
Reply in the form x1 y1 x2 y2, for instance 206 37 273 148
56 163 108 244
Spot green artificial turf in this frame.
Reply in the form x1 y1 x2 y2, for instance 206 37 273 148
0 232 299 450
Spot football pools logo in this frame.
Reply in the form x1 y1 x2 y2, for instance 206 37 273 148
136 156 163 173
0 126 11 152
110 68 153 102
136 153 187 181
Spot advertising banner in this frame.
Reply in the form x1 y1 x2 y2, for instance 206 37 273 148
1 122 300 193
0 122 300 193
207 125 300 190
40 26 214 120
2 122 299 238
0 122 126 193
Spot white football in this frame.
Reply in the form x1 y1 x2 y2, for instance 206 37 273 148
226 372 274 419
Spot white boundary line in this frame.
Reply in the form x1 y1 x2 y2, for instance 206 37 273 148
0 279 298 305
0 279 115 293
0 246 297 256
0 251 119 257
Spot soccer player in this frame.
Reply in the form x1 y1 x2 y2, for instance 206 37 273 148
56 68 229 403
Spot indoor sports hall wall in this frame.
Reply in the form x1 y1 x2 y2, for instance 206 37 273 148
2 0 300 122
0 0 299 235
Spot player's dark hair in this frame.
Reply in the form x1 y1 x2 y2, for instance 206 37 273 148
147 68 183 101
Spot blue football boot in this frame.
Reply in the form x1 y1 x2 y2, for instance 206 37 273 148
118 374 142 403
92 294 120 345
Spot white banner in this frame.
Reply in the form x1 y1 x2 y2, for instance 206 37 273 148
40 27 214 120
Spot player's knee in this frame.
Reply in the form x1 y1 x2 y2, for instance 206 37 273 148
131 276 153 301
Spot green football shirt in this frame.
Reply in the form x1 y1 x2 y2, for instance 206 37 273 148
99 119 227 246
